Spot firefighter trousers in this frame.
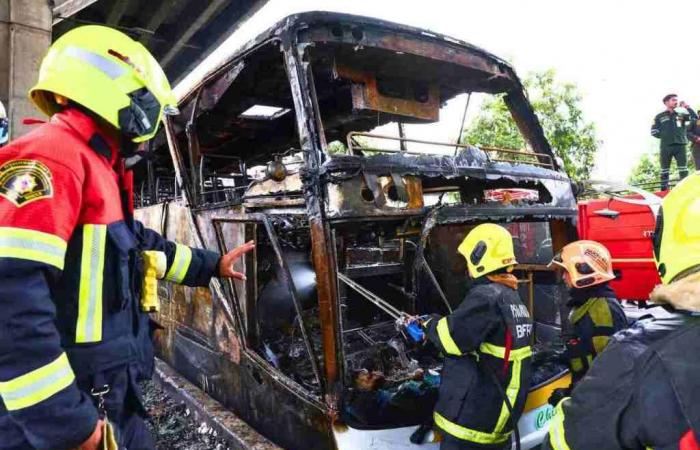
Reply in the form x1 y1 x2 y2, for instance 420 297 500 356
76 364 155 450
0 364 154 450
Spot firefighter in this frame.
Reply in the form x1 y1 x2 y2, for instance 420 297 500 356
0 100 8 146
544 172 700 449
419 223 533 450
0 26 254 450
548 240 626 392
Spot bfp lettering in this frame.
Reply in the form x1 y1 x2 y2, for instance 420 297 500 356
516 324 532 339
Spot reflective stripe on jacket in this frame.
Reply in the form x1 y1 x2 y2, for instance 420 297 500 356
425 278 533 446
544 313 700 450
565 284 626 383
0 108 219 449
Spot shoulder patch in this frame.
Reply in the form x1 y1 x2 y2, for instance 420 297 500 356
0 159 53 207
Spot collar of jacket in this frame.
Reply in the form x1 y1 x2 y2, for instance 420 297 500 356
651 271 700 313
486 273 519 290
567 282 616 307
52 107 119 166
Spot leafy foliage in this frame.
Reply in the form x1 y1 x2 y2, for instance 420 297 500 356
463 69 599 181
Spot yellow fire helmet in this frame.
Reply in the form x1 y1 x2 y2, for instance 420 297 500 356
549 240 615 288
458 223 517 278
29 25 178 143
653 172 700 284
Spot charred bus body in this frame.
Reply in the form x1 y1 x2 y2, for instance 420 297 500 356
134 12 577 450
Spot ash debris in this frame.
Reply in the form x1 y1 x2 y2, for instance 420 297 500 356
141 380 231 450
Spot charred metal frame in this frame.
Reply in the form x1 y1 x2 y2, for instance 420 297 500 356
145 12 582 448
211 214 323 389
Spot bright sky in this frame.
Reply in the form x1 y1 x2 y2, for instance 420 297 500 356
177 0 700 182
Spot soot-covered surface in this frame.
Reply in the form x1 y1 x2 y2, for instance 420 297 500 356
141 380 231 450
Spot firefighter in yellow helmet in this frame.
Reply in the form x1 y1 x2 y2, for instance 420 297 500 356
547 241 626 396
416 224 533 449
544 173 700 450
0 26 254 450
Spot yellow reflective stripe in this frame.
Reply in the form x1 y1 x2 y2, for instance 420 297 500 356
0 227 67 269
548 398 572 450
434 411 511 444
165 244 192 284
592 335 610 355
494 358 523 433
76 225 106 343
588 298 614 327
436 317 461 356
0 353 75 411
570 357 584 373
570 297 613 326
480 342 533 361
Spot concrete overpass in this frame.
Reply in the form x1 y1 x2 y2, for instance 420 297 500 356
0 0 268 139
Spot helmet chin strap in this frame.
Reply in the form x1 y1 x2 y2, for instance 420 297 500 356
121 139 153 170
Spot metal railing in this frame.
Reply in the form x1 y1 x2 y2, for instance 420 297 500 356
345 132 554 169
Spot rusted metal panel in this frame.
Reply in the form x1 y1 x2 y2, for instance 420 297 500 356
335 64 439 122
283 39 344 413
246 173 303 197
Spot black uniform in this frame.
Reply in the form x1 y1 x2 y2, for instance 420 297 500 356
651 108 696 190
543 281 700 450
564 283 627 384
425 277 533 450
686 116 700 170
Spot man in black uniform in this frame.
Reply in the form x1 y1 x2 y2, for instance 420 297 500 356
544 172 700 449
686 107 700 171
651 94 696 190
419 223 533 450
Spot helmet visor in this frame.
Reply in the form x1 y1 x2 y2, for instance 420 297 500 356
0 118 7 145
118 87 161 140
548 251 565 269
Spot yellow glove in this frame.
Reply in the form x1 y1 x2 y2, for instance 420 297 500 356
101 419 118 450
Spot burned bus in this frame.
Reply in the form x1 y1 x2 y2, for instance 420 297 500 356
134 12 577 450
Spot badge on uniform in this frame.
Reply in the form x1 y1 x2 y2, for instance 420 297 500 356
0 159 53 207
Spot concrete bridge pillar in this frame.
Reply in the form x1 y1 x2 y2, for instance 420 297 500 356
0 0 51 140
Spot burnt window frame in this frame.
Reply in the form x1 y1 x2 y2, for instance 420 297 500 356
212 214 324 395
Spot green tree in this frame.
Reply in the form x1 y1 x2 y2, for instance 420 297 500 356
463 69 599 181
628 152 659 186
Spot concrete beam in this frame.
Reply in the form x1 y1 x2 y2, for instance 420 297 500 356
138 0 188 47
172 0 269 84
0 0 51 140
160 0 228 68
106 0 131 26
52 0 99 25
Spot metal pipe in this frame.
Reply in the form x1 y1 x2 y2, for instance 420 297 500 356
419 257 453 313
454 92 471 156
337 272 402 319
345 131 554 168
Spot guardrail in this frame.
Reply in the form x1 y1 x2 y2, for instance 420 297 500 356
345 131 554 169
